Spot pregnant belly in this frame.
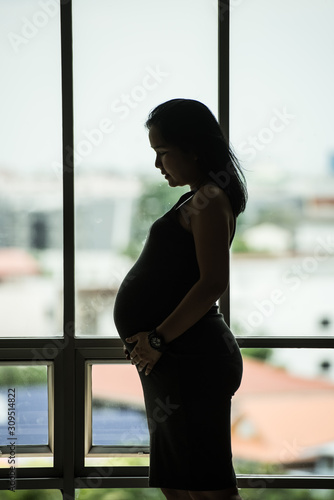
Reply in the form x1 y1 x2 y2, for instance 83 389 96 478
113 271 188 342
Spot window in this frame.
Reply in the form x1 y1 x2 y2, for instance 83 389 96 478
229 0 334 491
72 0 218 337
230 0 334 341
0 0 62 338
0 1 333 498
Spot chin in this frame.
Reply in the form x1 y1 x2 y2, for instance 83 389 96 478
166 177 177 187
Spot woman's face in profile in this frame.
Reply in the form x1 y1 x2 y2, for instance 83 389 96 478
148 125 203 189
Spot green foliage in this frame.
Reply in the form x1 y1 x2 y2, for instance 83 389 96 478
0 491 61 499
231 235 253 253
240 488 334 500
1 487 332 500
0 365 47 386
76 489 164 500
123 180 187 259
241 347 273 362
235 459 284 476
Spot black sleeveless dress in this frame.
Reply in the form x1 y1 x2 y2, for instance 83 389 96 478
113 190 243 491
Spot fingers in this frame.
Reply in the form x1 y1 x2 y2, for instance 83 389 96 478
132 356 153 375
126 331 149 344
130 355 146 372
123 346 131 360
137 361 151 376
129 354 151 375
130 350 142 366
137 362 146 373
130 354 138 365
125 335 137 343
125 330 160 375
145 366 152 376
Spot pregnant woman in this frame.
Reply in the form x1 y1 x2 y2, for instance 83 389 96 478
113 98 247 500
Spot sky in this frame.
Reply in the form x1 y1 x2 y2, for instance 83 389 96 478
1 0 334 180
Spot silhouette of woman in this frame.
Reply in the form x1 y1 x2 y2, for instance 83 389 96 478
114 99 247 500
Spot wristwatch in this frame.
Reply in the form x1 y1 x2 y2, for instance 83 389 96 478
148 328 167 352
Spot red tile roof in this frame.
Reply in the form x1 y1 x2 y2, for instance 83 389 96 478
233 357 334 464
237 356 334 394
92 364 144 406
0 248 40 278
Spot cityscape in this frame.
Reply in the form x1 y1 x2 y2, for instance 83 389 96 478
1 158 334 476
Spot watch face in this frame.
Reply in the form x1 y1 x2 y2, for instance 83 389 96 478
151 336 161 348
149 330 165 351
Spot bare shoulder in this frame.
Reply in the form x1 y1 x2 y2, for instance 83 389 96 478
191 183 233 216
178 184 235 235
189 184 235 238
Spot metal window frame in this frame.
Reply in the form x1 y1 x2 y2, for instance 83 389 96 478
0 0 333 498
74 348 150 486
0 344 64 488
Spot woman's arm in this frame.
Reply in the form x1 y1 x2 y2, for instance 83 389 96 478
157 185 234 343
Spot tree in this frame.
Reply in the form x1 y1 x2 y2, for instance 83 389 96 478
123 180 187 259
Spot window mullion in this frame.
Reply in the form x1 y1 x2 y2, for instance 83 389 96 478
60 0 75 499
218 0 231 325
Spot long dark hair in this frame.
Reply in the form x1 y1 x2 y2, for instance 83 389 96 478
145 98 247 216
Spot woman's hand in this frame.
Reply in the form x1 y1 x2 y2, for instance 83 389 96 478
126 331 162 376
123 345 131 360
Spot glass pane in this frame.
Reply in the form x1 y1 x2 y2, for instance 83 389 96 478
92 363 148 446
73 0 218 336
89 363 149 466
230 0 334 335
0 364 51 469
233 349 334 476
0 1 63 337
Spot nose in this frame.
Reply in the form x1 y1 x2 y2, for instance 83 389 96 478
155 153 162 168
